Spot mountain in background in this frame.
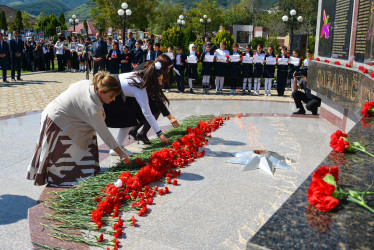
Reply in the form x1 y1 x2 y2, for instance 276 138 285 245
64 1 96 22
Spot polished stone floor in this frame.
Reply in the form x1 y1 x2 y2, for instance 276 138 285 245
0 96 335 249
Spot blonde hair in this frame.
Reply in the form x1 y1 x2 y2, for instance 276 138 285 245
93 72 121 96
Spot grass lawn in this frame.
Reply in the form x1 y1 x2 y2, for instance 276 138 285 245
6 70 32 76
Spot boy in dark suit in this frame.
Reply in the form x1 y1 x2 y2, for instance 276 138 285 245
154 43 162 58
173 46 186 93
130 40 144 69
9 31 24 81
0 33 9 83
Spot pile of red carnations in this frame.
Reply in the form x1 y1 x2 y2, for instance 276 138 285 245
92 117 228 249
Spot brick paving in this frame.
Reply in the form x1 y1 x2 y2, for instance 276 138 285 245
0 71 293 117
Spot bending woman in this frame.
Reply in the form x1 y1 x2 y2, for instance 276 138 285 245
26 72 131 187
104 61 172 154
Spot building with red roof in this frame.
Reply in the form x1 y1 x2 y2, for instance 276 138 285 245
68 20 97 36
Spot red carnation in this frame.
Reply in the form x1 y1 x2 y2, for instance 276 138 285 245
307 178 339 212
254 52 256 55
309 57 312 61
361 101 374 117
165 186 169 193
324 59 330 63
287 54 290 57
173 179 178 186
214 50 217 53
160 48 163 51
275 57 279 60
126 56 129 59
333 61 340 65
371 72 374 78
330 130 353 153
197 52 200 55
312 165 339 183
98 233 104 242
362 68 368 74
315 58 320 61
131 216 136 227
179 58 182 61
226 55 229 58
358 66 364 70
345 63 351 67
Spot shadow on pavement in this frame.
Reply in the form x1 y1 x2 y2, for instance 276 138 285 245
0 194 36 225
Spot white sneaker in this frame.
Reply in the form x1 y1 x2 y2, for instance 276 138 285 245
268 91 271 96
220 89 223 94
253 91 259 96
166 89 170 93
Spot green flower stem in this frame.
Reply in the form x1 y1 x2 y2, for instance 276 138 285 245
352 146 374 158
347 196 374 214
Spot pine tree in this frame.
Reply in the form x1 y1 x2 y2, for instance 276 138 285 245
15 9 23 31
0 11 7 31
58 12 65 26
83 19 88 36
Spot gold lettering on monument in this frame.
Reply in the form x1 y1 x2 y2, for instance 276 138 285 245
316 69 358 100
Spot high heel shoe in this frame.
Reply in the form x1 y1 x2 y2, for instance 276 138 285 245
128 130 137 140
136 133 151 144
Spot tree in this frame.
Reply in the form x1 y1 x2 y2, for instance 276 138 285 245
36 12 61 36
91 0 158 31
211 28 234 52
83 19 88 36
15 10 23 32
58 12 66 26
153 2 182 35
22 12 31 30
186 0 224 37
160 27 185 51
0 11 7 31
250 37 267 51
223 3 253 26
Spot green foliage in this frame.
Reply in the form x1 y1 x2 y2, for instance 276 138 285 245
160 26 185 51
223 2 253 26
193 37 204 54
211 28 235 52
278 0 319 35
83 19 88 35
182 26 196 52
15 0 70 16
185 0 224 37
308 36 315 53
250 37 267 50
152 2 182 35
265 36 280 55
65 1 97 22
21 12 31 30
36 12 61 36
91 0 158 31
14 10 23 31
0 11 7 31
58 12 65 26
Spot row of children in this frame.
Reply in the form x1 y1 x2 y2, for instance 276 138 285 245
171 41 312 95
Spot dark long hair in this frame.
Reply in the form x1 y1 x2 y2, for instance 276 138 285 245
129 61 169 105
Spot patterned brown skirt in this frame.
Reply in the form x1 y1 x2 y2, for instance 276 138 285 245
26 114 100 187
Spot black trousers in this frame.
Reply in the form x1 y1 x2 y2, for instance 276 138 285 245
57 54 65 71
129 112 161 138
93 59 106 75
292 91 321 113
0 57 8 81
277 70 288 96
11 55 22 79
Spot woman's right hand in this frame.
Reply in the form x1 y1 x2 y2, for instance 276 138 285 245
121 156 132 165
159 134 169 145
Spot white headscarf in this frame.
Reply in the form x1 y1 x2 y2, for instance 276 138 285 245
189 44 196 55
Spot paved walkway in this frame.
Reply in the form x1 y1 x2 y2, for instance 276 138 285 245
0 71 301 249
0 71 293 118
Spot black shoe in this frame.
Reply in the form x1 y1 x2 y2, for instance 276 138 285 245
190 88 193 93
128 130 137 140
293 109 306 115
136 133 151 144
17 78 23 81
3 80 9 83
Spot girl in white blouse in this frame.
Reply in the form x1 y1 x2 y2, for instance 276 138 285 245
104 62 170 154
214 41 230 94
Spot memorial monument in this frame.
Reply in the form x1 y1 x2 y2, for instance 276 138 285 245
248 0 374 249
